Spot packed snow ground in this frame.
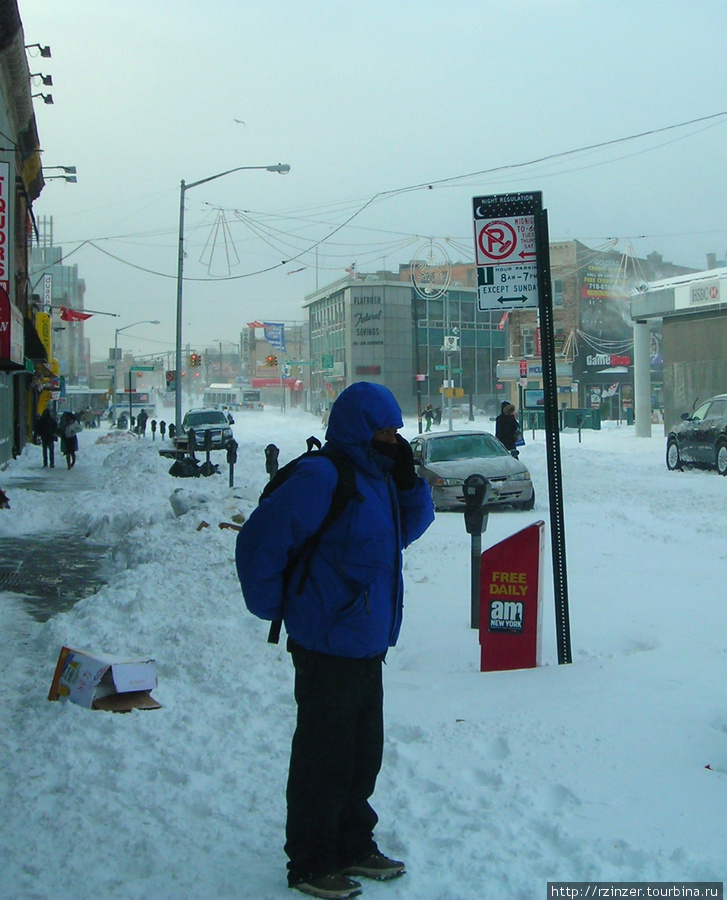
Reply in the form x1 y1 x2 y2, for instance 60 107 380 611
0 407 725 900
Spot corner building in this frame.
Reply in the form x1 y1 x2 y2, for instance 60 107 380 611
303 268 506 415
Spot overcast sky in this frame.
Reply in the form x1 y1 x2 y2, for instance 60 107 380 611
21 0 727 364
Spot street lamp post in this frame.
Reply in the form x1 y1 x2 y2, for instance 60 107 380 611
174 163 290 429
113 320 160 419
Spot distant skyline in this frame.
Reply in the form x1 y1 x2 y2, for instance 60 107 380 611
21 0 727 362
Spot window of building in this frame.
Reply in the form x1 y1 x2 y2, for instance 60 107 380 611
521 325 536 357
553 279 564 307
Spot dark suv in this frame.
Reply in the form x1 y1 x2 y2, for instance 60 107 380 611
181 408 233 449
666 395 727 474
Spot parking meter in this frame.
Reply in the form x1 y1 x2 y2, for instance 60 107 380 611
265 443 280 479
150 419 157 441
202 428 213 470
463 474 491 629
187 427 197 459
168 423 176 440
159 420 167 439
227 438 238 487
576 413 583 444
463 473 489 535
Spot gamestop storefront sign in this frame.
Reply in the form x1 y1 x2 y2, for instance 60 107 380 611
585 353 631 368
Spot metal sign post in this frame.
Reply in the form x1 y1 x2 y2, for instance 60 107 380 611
534 205 572 664
472 192 572 664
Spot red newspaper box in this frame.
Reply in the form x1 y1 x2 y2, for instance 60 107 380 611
479 521 545 672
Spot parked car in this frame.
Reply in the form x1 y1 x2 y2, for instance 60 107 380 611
409 430 534 511
180 408 233 449
666 394 727 474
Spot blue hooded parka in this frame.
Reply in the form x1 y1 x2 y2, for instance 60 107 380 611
235 382 434 658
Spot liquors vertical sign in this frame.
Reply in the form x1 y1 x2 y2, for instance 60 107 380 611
0 162 9 301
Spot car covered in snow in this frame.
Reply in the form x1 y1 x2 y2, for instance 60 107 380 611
666 394 727 474
180 407 233 449
409 430 534 511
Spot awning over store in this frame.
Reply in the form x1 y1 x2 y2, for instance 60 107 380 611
24 316 48 362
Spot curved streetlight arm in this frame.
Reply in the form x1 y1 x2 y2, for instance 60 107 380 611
185 163 289 192
116 319 160 337
112 320 160 413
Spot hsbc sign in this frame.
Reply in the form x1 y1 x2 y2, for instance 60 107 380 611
690 282 720 306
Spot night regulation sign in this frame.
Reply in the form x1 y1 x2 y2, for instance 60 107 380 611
473 192 542 311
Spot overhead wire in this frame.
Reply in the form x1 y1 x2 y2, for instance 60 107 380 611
62 110 727 282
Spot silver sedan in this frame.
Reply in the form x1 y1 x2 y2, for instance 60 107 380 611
410 431 534 511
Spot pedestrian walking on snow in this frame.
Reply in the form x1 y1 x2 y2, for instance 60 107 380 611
423 403 434 432
59 411 81 469
235 382 434 899
35 408 58 468
137 408 149 436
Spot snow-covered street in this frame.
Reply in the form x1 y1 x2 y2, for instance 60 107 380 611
1 410 725 899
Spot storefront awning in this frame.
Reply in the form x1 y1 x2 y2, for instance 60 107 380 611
24 316 48 362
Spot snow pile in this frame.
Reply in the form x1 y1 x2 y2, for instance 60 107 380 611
0 410 725 899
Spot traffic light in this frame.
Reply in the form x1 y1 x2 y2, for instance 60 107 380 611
189 352 201 367
266 354 278 367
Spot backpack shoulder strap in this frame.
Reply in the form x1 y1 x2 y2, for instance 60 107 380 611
267 447 361 644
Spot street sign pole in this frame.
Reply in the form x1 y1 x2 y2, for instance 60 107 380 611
472 191 571 665
534 206 572 665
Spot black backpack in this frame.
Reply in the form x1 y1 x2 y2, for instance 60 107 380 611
259 436 362 643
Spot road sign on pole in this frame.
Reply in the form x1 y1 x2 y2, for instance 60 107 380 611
472 190 572 665
473 194 541 311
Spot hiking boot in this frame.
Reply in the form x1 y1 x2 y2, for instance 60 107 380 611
292 873 362 899
341 852 406 881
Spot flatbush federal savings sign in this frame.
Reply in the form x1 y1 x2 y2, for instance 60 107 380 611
351 289 384 347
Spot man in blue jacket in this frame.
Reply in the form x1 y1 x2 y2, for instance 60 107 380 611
236 382 434 900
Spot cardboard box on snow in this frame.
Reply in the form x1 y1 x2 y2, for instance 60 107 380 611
48 646 162 711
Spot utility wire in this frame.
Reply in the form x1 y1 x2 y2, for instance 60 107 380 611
67 110 727 282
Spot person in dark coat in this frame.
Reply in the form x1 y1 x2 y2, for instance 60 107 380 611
495 401 521 458
58 411 80 469
35 408 57 468
136 408 149 436
236 382 434 899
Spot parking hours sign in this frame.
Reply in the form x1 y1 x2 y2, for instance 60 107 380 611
473 192 542 311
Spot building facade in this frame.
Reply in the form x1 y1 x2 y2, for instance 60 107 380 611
0 0 46 465
630 266 727 431
499 241 694 420
303 270 506 416
29 219 89 386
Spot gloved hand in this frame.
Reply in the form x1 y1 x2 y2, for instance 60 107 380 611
389 434 417 490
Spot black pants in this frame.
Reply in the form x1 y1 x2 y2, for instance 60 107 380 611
41 438 55 467
285 640 384 886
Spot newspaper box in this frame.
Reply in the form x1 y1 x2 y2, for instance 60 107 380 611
48 646 161 711
479 521 544 672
